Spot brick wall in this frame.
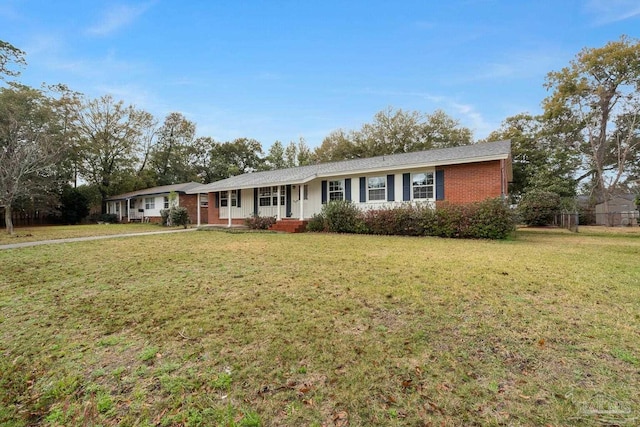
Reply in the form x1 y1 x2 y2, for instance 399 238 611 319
179 194 208 225
440 160 506 204
208 193 218 224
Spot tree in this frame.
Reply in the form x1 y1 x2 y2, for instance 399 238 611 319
357 108 472 156
280 138 314 168
544 36 640 223
517 190 562 226
314 129 360 162
190 136 217 183
148 112 198 185
0 40 26 80
58 185 90 224
485 113 579 201
314 107 473 161
206 138 264 181
0 85 65 234
74 95 156 212
264 140 287 170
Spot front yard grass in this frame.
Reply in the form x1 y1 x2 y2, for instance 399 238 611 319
1 227 639 426
0 223 169 245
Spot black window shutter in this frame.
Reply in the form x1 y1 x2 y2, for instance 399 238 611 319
402 173 410 201
215 192 220 208
253 188 258 215
436 170 445 200
387 174 395 201
237 189 241 208
345 178 352 201
286 185 292 217
321 180 327 204
359 177 366 202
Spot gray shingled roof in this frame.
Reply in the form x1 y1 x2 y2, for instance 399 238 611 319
188 140 511 193
106 182 203 201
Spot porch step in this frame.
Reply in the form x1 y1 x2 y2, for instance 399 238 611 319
269 219 308 233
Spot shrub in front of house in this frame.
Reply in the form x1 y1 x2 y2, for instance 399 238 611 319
363 205 426 236
322 200 363 233
306 213 326 232
245 214 276 230
160 209 170 226
98 213 118 224
517 190 561 226
425 199 514 239
428 203 468 238
311 199 513 239
465 198 516 239
170 206 190 228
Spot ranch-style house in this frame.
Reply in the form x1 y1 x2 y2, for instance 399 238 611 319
105 182 208 224
188 140 512 232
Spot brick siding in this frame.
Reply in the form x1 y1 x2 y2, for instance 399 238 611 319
440 160 505 204
179 194 208 225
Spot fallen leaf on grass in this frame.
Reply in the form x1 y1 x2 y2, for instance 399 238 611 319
298 385 312 394
333 410 348 426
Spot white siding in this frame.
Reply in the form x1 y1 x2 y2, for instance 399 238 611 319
304 167 437 218
209 166 438 221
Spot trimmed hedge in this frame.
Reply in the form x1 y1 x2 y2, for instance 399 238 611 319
307 199 514 239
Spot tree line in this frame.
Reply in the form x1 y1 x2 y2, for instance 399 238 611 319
2 36 640 233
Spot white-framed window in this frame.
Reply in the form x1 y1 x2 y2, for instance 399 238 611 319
145 197 155 210
328 180 344 201
259 186 284 206
200 194 209 207
367 176 386 201
412 172 434 200
164 196 170 209
303 184 308 200
259 187 272 206
220 190 237 207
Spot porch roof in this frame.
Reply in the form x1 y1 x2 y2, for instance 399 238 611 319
188 140 511 193
106 182 202 202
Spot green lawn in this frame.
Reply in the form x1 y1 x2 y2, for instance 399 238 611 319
0 223 167 245
1 227 639 426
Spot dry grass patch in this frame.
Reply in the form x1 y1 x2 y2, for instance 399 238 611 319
0 228 639 426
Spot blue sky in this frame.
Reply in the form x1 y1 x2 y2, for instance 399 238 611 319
2 1 639 149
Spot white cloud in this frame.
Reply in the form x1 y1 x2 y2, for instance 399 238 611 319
449 101 494 139
586 0 640 25
455 49 563 83
354 88 495 139
86 2 153 36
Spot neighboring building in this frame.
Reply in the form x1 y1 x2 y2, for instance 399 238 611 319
188 140 512 230
595 195 639 226
105 182 209 224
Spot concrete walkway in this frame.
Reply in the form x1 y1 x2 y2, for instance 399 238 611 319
0 228 197 250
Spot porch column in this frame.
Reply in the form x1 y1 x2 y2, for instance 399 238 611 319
299 185 304 220
276 186 282 221
196 193 201 227
118 201 123 222
126 198 131 222
227 204 232 228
